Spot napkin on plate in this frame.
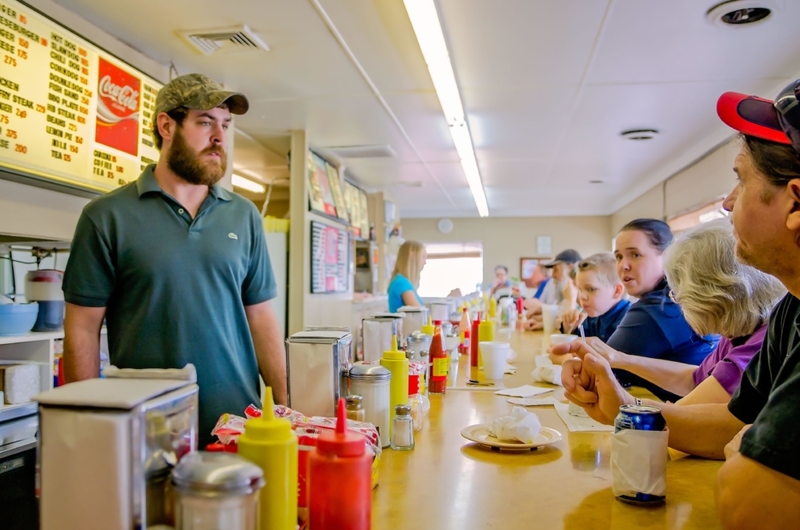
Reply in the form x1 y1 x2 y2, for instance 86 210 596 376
508 397 558 407
489 406 542 444
531 365 562 386
495 385 552 398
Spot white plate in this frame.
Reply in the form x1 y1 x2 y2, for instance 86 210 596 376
460 424 562 452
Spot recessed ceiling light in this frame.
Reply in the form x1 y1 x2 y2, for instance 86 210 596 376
589 180 604 184
621 129 659 141
706 1 774 28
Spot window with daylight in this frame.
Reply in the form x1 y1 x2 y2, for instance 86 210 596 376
417 242 483 298
668 199 728 234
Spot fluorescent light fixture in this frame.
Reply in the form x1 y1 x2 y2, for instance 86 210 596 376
403 0 489 217
232 174 265 193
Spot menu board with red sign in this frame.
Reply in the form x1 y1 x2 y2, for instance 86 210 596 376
0 0 162 193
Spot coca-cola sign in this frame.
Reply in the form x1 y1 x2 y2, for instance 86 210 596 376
95 58 141 157
98 75 139 112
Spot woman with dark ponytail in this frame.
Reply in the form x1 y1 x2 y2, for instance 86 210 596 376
602 218 718 401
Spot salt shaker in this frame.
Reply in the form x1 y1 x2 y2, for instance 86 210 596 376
390 404 414 451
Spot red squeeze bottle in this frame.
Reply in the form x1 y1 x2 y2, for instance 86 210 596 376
309 398 372 530
471 313 482 367
428 320 447 394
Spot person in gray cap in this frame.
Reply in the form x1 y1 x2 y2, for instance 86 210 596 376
523 249 582 330
62 74 286 447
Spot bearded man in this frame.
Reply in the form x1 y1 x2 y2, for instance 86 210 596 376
62 74 286 446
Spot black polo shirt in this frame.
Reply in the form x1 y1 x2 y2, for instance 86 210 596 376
729 293 800 481
63 165 277 443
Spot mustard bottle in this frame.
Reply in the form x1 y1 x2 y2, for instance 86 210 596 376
380 334 409 440
421 315 435 337
237 387 298 530
488 297 498 319
478 319 496 369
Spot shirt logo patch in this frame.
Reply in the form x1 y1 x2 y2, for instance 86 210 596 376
228 232 238 240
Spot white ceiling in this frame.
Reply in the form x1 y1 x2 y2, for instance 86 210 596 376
50 0 800 217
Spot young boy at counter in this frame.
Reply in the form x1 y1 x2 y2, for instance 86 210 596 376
550 252 629 364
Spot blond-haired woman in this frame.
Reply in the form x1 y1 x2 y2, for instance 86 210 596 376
388 241 427 312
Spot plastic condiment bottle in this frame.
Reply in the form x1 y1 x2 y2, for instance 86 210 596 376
470 313 482 368
459 307 471 352
488 297 498 319
478 318 496 370
428 320 447 394
308 398 372 530
237 387 298 530
421 316 435 337
380 334 409 438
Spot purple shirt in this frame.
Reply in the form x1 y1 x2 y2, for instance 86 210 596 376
693 324 767 395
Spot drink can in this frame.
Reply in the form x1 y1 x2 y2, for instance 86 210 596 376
614 404 666 505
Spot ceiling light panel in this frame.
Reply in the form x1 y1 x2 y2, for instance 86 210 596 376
403 0 489 216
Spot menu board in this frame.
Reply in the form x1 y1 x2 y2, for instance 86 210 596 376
310 220 350 294
0 0 162 193
307 151 337 218
343 180 370 239
325 161 349 224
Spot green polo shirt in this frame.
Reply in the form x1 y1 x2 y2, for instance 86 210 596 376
63 165 277 443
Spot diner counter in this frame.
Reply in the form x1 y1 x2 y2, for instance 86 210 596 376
372 331 722 530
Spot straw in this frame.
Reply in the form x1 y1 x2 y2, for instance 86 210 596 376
579 323 586 343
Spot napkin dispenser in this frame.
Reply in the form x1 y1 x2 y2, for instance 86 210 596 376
398 306 429 335
361 315 403 363
428 301 451 322
286 329 353 417
36 378 199 530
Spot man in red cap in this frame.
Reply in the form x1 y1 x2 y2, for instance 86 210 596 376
556 80 800 529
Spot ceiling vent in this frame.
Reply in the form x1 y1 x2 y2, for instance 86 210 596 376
180 25 270 56
706 1 774 28
621 129 659 141
324 145 396 159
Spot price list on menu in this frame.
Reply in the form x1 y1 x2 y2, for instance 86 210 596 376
0 0 162 193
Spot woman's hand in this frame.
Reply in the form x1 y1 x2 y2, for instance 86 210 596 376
554 336 625 368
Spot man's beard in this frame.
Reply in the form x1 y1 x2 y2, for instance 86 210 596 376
167 127 227 186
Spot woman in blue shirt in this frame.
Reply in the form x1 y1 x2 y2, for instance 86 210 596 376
388 241 426 312
608 218 718 402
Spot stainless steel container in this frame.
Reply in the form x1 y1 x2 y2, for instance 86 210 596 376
37 378 199 530
347 362 392 447
398 306 429 335
172 452 264 530
286 329 353 417
406 331 432 362
361 316 403 363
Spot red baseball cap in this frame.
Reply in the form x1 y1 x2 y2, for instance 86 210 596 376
716 92 791 145
717 80 800 154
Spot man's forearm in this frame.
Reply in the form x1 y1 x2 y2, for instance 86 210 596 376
645 400 743 459
63 304 103 383
617 354 697 397
246 302 288 405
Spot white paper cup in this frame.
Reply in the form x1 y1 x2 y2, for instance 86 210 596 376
480 341 510 379
496 328 513 343
550 334 578 346
541 304 559 336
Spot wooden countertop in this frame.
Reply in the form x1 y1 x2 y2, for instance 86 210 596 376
372 331 722 530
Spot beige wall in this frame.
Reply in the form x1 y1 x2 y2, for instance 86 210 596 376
611 137 739 233
402 216 613 287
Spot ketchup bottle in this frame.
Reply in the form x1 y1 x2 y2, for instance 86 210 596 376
428 320 447 394
471 313 482 367
308 398 372 529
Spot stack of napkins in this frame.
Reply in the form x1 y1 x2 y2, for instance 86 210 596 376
489 406 542 444
495 385 551 398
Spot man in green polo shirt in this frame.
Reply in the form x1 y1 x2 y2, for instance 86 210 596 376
62 74 287 446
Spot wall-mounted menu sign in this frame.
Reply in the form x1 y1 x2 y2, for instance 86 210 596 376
310 220 350 294
0 0 163 193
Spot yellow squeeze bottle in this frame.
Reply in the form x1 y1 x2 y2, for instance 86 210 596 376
488 297 498 319
421 316 435 337
380 334 409 440
237 387 298 530
478 319 496 369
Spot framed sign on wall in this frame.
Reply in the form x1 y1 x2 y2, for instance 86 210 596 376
520 257 551 289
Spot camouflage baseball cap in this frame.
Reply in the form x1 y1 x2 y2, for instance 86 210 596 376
155 73 249 116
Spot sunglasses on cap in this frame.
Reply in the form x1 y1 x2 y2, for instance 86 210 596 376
774 80 800 154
